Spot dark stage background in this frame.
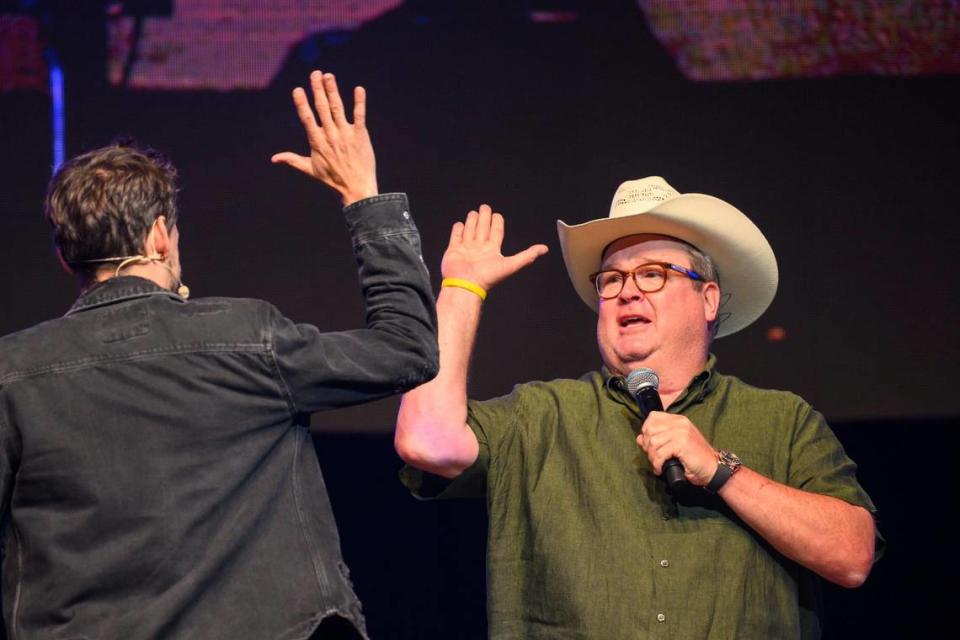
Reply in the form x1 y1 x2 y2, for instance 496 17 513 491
1 1 958 637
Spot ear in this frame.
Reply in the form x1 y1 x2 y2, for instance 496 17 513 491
144 216 170 258
702 281 721 323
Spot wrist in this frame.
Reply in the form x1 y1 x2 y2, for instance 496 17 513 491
441 277 487 301
705 449 742 494
341 185 379 207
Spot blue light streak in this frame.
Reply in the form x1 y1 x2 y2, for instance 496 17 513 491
48 53 65 172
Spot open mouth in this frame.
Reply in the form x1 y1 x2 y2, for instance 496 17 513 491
619 315 650 328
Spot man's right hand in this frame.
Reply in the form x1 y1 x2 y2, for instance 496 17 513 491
442 204 549 291
271 70 378 206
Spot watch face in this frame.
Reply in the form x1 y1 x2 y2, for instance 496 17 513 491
719 449 742 468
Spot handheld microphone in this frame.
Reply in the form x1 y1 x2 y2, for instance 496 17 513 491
626 368 687 490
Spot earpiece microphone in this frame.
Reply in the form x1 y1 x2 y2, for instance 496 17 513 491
156 260 190 299
112 254 190 299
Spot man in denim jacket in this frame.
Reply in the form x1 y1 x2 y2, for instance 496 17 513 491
0 71 437 639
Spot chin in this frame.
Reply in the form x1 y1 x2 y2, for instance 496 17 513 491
618 339 655 362
603 350 655 376
598 334 655 373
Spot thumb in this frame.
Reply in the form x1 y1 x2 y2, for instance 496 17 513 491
271 152 313 175
503 244 549 275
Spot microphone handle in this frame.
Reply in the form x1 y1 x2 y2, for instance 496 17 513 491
636 387 688 490
663 458 687 489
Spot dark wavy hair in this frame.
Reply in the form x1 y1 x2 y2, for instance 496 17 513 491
44 142 179 278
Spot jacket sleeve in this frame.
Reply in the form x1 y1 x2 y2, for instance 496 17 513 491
267 193 439 414
0 407 19 525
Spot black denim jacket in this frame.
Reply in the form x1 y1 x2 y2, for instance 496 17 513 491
0 194 438 639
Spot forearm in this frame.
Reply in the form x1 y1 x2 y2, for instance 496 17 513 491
396 204 546 477
396 286 481 478
347 194 439 383
718 466 876 587
268 194 440 413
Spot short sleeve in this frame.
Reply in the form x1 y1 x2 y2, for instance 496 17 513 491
787 403 873 509
788 402 886 559
399 387 526 500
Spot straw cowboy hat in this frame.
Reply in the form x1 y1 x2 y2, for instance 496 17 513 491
556 176 778 338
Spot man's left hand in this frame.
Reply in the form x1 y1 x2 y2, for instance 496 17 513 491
636 412 719 486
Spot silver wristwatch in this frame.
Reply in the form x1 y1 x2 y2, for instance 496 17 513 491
705 449 742 493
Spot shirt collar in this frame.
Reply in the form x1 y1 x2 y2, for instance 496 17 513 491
603 354 720 410
65 276 185 316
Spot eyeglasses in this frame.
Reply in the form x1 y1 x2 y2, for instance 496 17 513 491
589 262 703 300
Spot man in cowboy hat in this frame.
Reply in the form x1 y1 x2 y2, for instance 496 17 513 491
395 177 880 638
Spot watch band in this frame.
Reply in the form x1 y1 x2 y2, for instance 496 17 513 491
705 462 733 493
705 449 741 493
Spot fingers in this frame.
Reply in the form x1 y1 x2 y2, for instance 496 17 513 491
449 221 464 247
309 70 335 131
637 414 716 481
353 86 366 129
291 87 320 142
299 71 362 134
476 205 492 242
324 73 349 127
637 431 675 475
459 205 499 243
463 209 479 241
457 206 548 263
490 212 505 244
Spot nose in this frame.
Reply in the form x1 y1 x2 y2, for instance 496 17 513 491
619 273 645 301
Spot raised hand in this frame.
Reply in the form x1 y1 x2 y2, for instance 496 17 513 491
271 70 377 206
442 204 549 291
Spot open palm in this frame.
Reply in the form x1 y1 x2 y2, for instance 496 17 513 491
442 204 548 291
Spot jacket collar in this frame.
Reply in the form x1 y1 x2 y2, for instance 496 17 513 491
65 276 185 316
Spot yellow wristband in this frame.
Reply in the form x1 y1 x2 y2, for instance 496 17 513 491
441 277 487 301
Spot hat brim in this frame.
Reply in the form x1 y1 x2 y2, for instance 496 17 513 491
557 193 778 338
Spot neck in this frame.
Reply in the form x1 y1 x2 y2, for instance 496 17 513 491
617 343 710 409
91 262 174 291
654 357 707 409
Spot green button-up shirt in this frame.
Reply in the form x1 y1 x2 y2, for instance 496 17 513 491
402 356 880 639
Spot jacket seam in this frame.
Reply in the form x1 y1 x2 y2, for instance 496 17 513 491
266 342 299 417
9 517 23 640
0 343 269 384
290 428 331 598
352 227 418 245
66 289 183 316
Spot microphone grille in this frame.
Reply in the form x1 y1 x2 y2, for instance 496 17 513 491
626 367 659 395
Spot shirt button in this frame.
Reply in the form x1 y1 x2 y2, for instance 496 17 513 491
657 613 666 623
402 211 411 219
660 559 670 568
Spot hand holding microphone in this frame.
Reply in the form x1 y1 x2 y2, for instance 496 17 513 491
627 368 687 490
628 368 726 492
